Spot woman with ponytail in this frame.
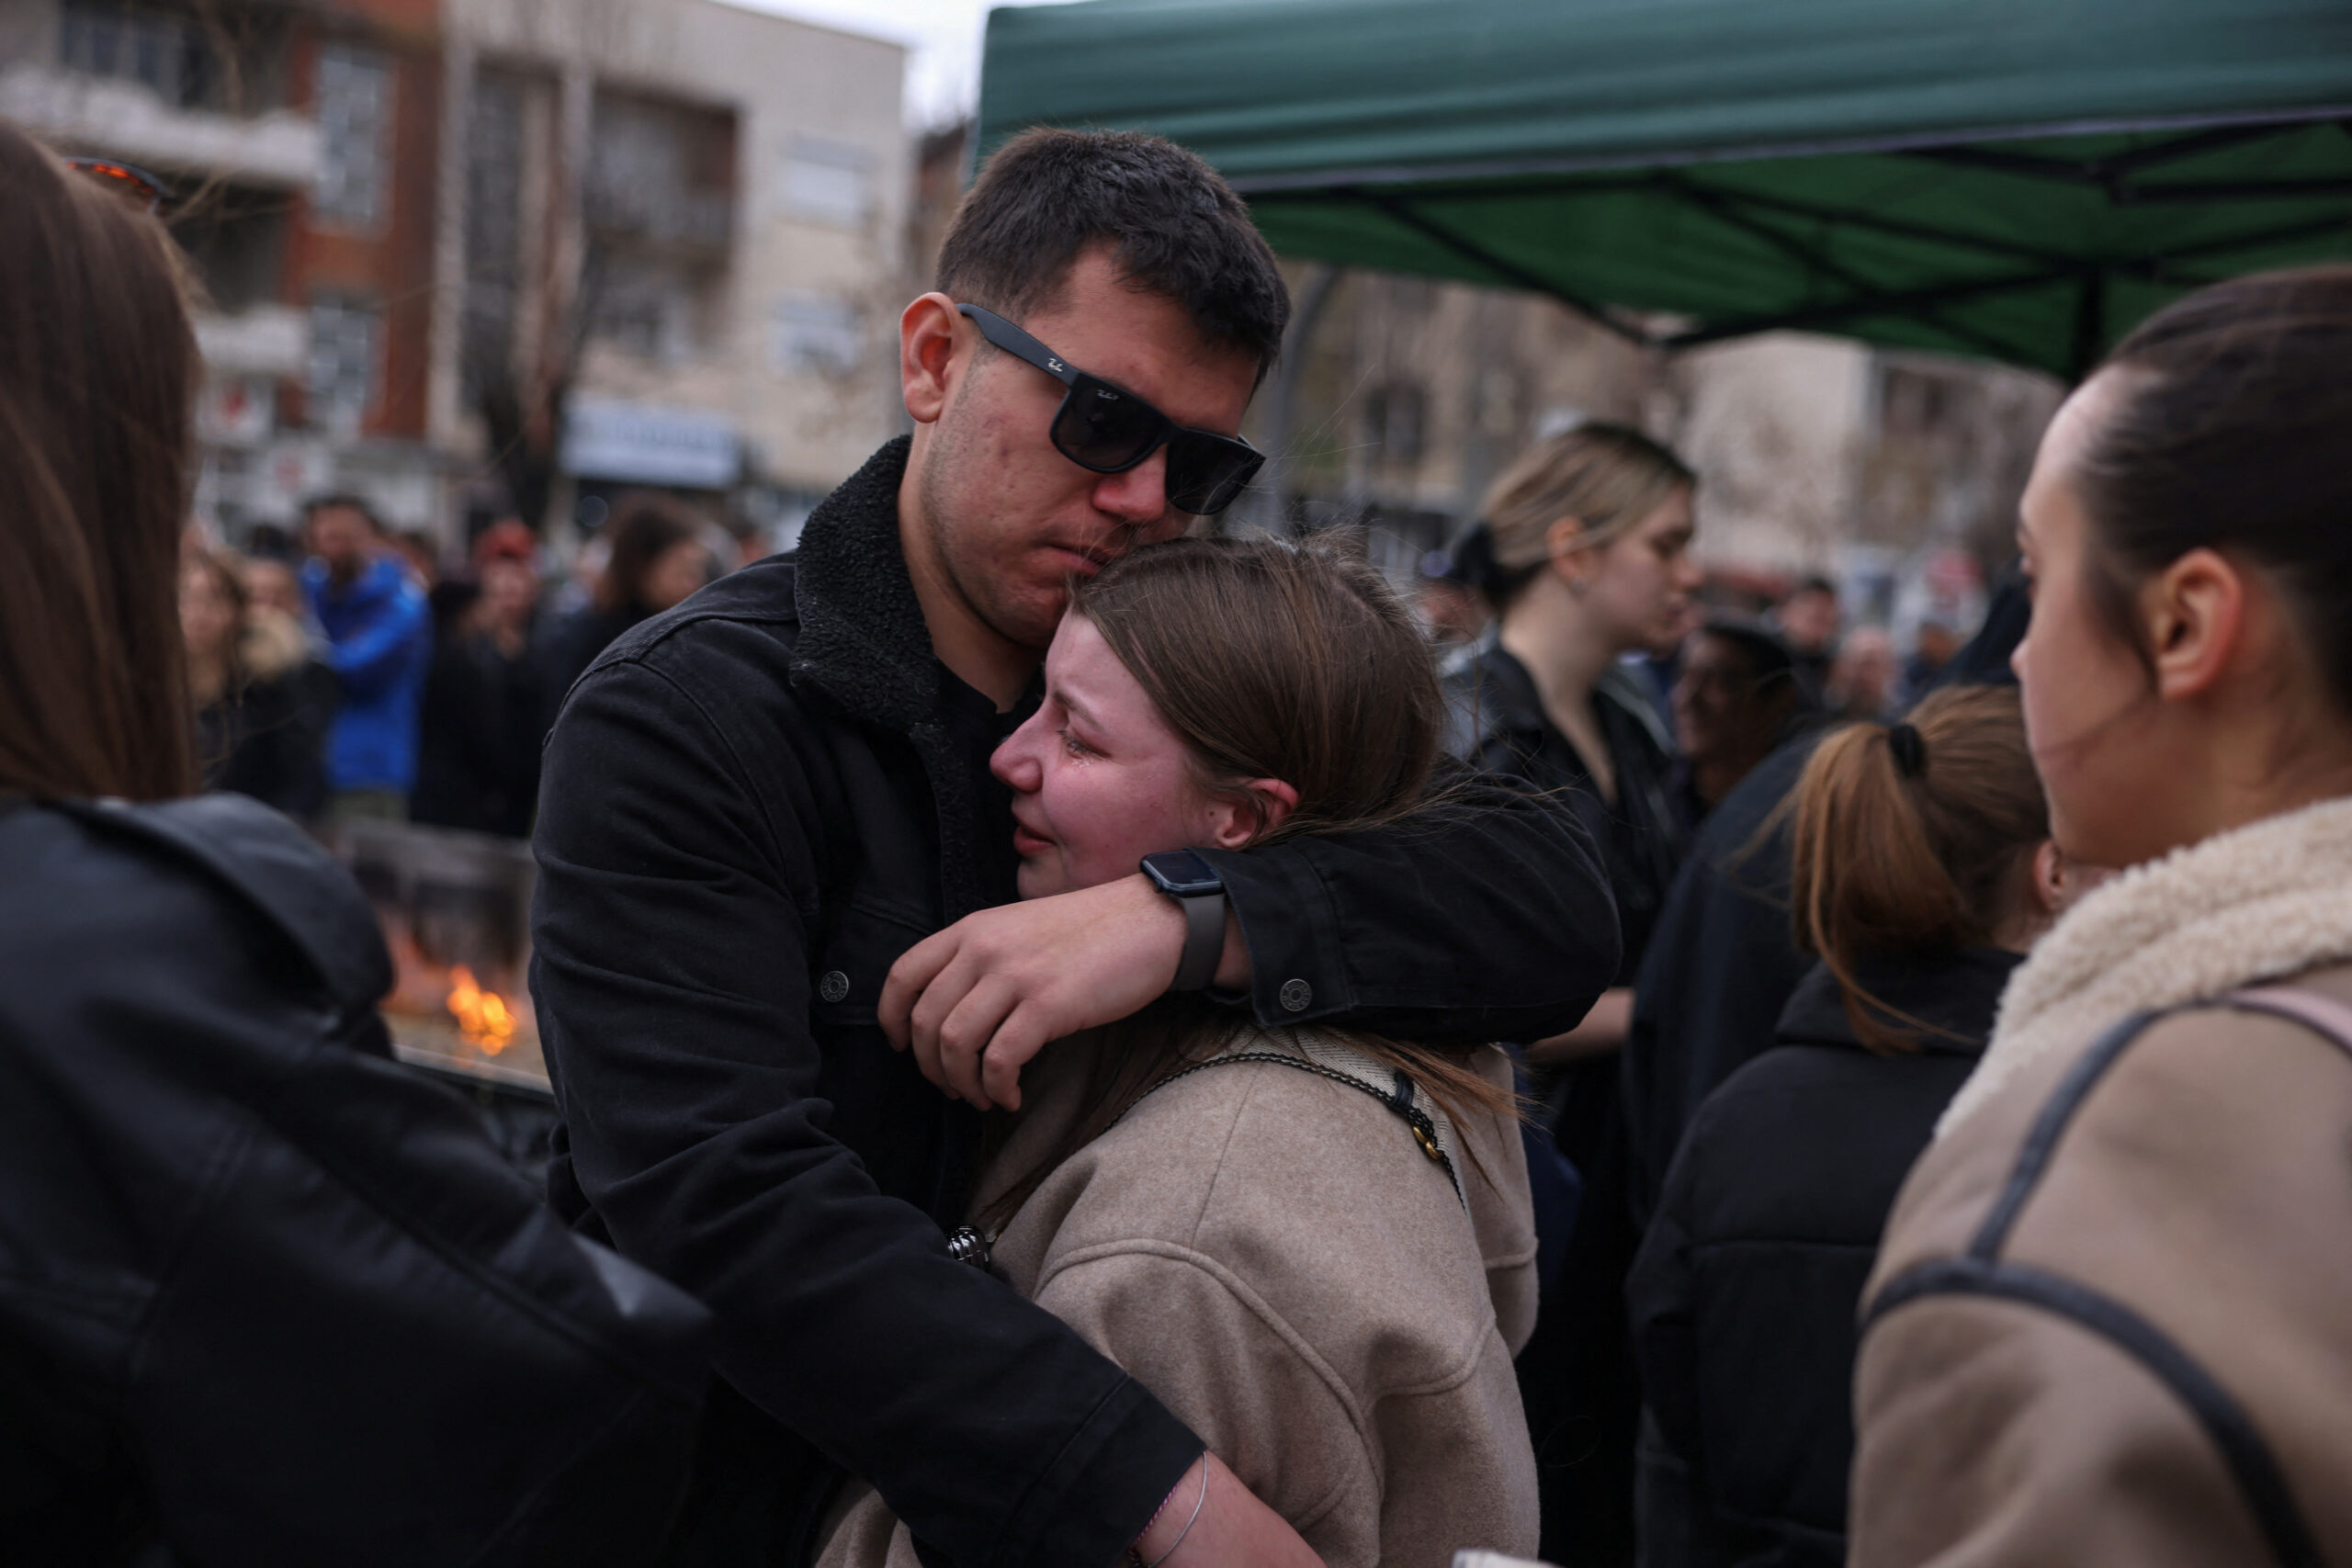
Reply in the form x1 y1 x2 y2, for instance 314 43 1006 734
1626 686 2098 1568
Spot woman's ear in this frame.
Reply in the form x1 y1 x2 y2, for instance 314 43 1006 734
2030 839 2067 919
1544 515 1590 591
1204 779 1300 848
2143 546 2245 704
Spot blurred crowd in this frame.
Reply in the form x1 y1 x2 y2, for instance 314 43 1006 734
181 491 730 839
187 484 1966 852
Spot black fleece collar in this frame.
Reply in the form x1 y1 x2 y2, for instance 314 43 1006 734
787 435 1011 922
789 435 935 731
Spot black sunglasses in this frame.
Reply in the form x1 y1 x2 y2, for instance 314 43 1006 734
956 303 1264 516
67 157 168 215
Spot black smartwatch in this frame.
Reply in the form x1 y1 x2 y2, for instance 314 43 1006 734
1140 849 1226 993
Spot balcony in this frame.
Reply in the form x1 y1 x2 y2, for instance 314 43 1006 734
193 302 308 379
0 63 320 190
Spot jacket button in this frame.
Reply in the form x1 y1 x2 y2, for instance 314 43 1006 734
1279 978 1313 1013
819 970 851 1003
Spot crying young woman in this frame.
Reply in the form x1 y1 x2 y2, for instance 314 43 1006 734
817 538 1542 1568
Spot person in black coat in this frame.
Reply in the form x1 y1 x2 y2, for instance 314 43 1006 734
538 491 717 718
181 545 334 820
1444 423 1701 1567
1626 685 2100 1567
1621 570 2033 1233
1 126 711 1565
534 131 1623 1568
413 522 548 837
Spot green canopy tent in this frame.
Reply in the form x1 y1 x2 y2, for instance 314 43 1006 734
976 0 2352 378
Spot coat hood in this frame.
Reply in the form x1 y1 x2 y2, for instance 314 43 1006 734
1775 948 2020 1058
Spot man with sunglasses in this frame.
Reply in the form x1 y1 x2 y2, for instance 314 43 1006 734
531 129 1620 1567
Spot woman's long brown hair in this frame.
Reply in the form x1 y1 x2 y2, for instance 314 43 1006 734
977 538 1518 1231
0 123 199 800
1787 685 2047 1054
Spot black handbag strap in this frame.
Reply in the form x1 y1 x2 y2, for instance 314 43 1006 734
1111 1046 1463 1204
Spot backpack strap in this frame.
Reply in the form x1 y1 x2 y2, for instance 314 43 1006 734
2222 984 2352 1059
1865 998 2335 1568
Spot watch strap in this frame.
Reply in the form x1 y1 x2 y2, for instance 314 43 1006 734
1170 889 1225 992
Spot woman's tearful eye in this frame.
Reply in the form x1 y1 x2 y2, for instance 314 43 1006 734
1059 728 1097 761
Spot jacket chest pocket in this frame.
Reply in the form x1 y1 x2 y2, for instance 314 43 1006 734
808 891 936 1030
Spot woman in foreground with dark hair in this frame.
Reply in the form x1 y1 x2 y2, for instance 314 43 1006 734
821 539 1540 1568
0 122 709 1564
1851 266 2352 1564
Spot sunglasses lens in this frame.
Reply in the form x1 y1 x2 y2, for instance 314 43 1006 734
1165 432 1265 515
1051 376 1166 471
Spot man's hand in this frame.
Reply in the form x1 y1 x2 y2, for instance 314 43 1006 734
1135 1453 1325 1568
882 874 1244 1111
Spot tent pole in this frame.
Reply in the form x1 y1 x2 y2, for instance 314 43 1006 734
1351 190 1656 347
1260 262 1344 537
2070 268 2109 383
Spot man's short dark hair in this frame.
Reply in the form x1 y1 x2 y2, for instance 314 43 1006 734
937 128 1290 382
303 491 382 533
1791 573 1838 600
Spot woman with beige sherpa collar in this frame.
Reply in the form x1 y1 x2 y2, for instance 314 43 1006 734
1849 266 2352 1568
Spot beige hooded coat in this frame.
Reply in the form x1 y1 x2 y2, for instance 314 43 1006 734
820 1027 1541 1568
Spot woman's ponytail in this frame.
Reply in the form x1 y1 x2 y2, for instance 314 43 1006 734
1788 685 2047 1052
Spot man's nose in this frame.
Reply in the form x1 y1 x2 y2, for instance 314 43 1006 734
1089 447 1179 538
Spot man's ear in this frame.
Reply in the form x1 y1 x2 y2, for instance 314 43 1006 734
1204 778 1300 848
900 292 965 427
2142 547 2245 704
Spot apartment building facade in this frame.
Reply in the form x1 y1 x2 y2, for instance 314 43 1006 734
4 0 908 548
439 0 908 551
5 0 449 530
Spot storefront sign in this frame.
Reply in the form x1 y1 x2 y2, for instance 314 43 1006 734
560 398 741 490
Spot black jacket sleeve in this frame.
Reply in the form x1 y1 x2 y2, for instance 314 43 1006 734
1204 759 1621 1044
530 658 1198 1568
0 796 709 1567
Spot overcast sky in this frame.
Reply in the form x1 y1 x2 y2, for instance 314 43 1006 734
730 0 1077 129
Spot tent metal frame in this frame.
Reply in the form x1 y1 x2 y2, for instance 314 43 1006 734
1250 112 2352 377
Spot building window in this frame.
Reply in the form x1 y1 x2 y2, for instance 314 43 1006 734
308 296 380 437
1878 365 1958 441
771 293 863 377
60 3 209 107
314 41 391 231
780 136 872 227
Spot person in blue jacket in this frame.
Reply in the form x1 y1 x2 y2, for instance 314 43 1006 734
301 492 431 820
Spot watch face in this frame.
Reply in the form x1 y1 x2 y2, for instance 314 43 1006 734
1142 849 1221 897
